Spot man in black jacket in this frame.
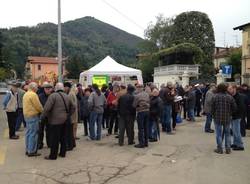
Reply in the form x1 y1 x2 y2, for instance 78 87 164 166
228 84 245 151
38 82 53 149
194 84 203 117
159 82 175 134
241 84 250 130
117 85 136 146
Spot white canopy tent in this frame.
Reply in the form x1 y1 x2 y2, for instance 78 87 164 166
79 56 143 85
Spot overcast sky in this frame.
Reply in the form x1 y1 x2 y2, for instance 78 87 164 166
0 0 249 47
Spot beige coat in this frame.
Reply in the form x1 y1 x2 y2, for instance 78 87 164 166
69 91 78 124
6 92 17 112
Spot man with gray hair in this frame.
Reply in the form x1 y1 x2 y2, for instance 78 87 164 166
204 83 216 133
133 84 150 148
23 82 43 157
42 82 75 160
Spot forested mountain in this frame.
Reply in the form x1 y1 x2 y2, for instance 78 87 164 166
0 16 143 78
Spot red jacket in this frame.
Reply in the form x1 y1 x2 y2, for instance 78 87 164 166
107 92 117 109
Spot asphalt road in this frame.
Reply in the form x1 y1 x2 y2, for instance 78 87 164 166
0 98 249 184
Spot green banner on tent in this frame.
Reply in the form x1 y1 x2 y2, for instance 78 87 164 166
92 75 109 88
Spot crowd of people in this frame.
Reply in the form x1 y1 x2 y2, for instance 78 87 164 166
2 80 249 160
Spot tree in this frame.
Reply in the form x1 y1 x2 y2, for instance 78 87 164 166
139 56 158 83
0 31 12 80
0 31 5 67
154 43 204 65
172 11 215 79
0 17 143 79
66 55 88 79
0 68 7 81
144 14 174 50
226 49 242 78
143 11 216 81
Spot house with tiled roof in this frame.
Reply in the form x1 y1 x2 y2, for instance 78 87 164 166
25 56 66 81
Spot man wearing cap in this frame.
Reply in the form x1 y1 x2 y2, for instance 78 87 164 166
41 83 75 160
38 82 53 149
2 81 19 139
133 84 150 148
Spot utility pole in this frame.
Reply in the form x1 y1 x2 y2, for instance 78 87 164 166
58 0 63 82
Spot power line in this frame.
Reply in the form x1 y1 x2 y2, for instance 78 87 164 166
101 0 145 31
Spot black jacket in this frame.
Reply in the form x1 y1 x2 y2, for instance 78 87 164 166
117 92 136 117
232 92 245 120
186 90 196 109
242 89 250 106
39 92 49 107
159 87 174 105
150 96 163 118
195 88 203 105
80 95 90 119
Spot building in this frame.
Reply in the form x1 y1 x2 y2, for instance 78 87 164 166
152 43 202 86
25 56 66 82
213 47 230 69
234 22 250 84
154 64 200 86
213 47 241 70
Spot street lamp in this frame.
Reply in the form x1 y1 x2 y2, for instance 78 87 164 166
58 0 63 82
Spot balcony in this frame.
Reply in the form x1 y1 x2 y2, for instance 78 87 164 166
154 64 200 76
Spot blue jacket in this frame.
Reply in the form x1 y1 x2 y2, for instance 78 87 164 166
2 92 11 109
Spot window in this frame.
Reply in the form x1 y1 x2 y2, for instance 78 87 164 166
38 65 41 71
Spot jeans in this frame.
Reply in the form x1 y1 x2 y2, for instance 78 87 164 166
187 108 195 121
15 108 26 131
214 122 231 149
162 105 172 133
205 113 213 131
137 111 149 146
148 118 158 140
231 119 244 148
89 112 103 140
25 116 40 154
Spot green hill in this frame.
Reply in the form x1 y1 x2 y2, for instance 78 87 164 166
0 16 143 78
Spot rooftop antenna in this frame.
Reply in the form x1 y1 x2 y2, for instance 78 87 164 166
232 35 239 47
223 32 226 47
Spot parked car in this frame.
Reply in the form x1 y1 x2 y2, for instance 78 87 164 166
0 82 9 94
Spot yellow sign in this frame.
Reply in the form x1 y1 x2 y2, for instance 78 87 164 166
92 75 109 88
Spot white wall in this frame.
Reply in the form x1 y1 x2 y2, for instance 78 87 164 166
154 75 181 86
